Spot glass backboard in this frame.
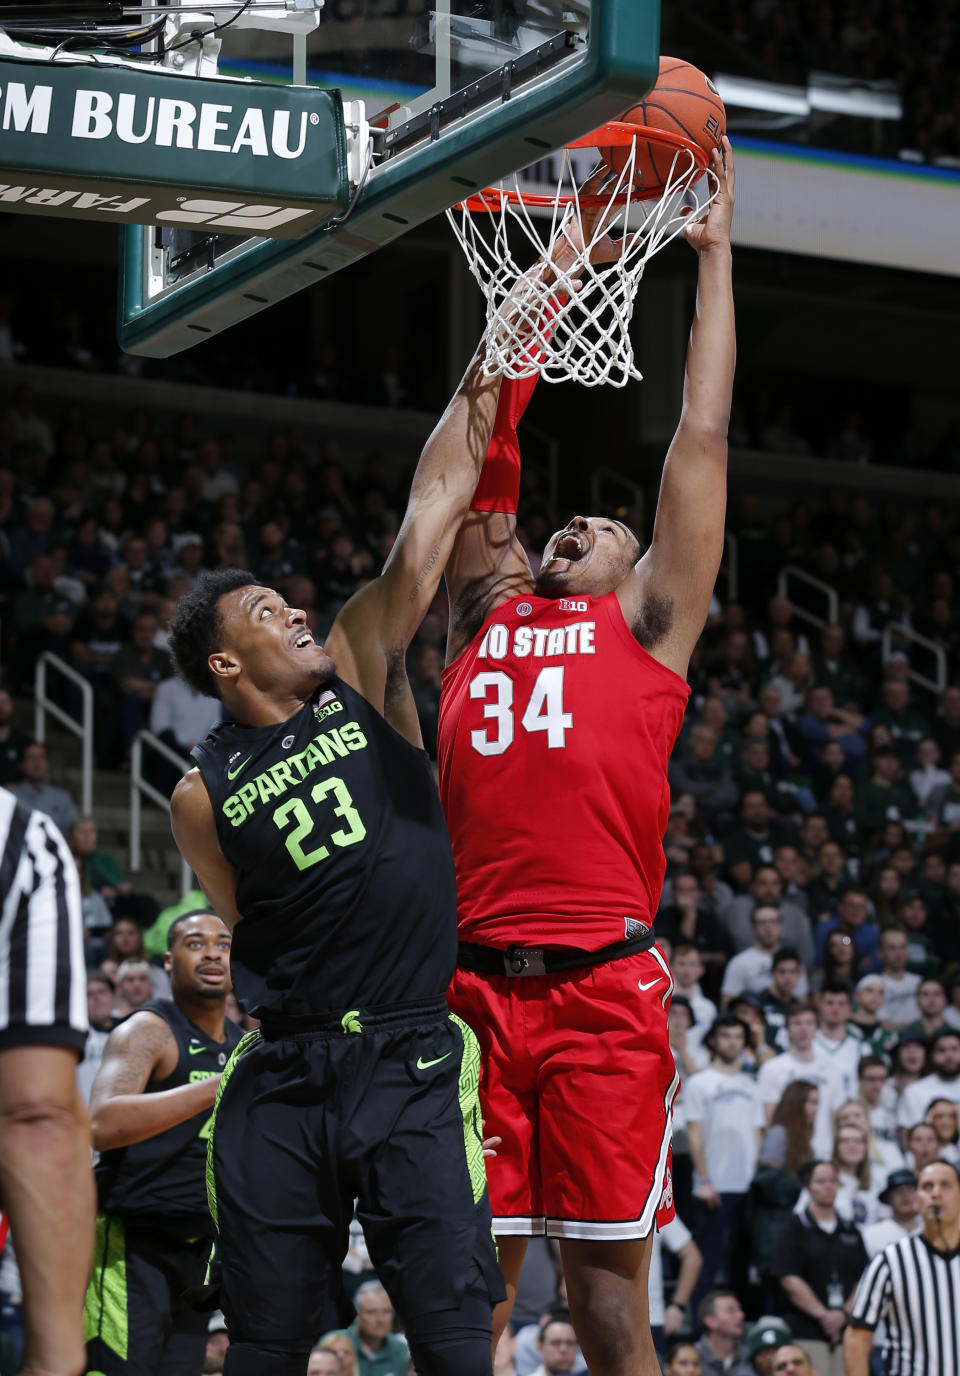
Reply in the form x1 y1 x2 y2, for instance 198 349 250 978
119 1 660 356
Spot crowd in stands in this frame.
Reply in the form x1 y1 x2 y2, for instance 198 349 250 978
0 378 959 1376
683 0 960 163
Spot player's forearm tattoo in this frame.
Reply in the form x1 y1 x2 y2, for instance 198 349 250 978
409 544 442 603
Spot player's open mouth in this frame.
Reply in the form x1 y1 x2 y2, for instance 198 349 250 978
554 532 587 562
292 632 315 650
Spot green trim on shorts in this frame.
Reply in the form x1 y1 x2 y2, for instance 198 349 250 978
448 1012 486 1206
83 1212 128 1360
206 1027 261 1232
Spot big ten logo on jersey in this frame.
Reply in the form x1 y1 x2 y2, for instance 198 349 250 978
557 599 588 612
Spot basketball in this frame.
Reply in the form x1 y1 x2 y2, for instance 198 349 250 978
603 56 727 194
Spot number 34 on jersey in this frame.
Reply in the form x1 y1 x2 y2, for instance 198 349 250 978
468 617 596 756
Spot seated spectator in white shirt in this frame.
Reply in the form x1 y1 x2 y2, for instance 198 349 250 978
757 999 846 1159
925 1098 960 1166
833 1099 900 1201
672 944 719 1051
813 983 864 1100
877 928 922 1028
719 865 814 968
857 1057 907 1181
670 995 710 1082
149 674 222 755
861 1169 922 1257
759 948 806 1053
909 737 951 816
897 1029 960 1142
904 1121 941 1176
831 1123 884 1226
721 907 809 1009
685 1015 766 1308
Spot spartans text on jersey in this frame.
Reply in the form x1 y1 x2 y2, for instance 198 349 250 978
223 720 368 827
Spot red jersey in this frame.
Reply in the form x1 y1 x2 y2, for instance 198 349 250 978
438 590 690 949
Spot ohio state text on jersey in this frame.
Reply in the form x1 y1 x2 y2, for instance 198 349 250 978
438 591 690 950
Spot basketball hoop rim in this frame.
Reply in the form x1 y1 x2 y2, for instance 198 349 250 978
456 124 712 213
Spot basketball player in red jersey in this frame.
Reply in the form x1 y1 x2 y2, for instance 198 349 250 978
437 139 736 1376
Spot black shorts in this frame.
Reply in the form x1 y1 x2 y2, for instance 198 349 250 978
84 1213 210 1375
206 998 504 1351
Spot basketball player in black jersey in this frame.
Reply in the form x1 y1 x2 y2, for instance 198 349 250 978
84 910 243 1375
167 348 511 1376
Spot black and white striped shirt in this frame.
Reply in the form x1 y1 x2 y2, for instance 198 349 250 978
849 1232 960 1376
0 790 87 1049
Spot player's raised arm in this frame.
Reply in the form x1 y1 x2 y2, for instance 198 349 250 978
443 374 539 662
323 350 503 725
443 175 626 662
621 137 736 679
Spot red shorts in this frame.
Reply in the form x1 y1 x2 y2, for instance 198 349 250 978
448 944 679 1241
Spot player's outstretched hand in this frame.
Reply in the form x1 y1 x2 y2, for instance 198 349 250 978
682 135 734 254
482 1135 502 1159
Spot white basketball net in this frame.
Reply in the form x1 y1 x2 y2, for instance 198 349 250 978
446 138 719 387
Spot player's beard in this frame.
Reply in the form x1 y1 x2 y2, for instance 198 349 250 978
534 563 572 596
195 987 227 1002
308 653 337 688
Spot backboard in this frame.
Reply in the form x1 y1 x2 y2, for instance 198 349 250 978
118 1 660 357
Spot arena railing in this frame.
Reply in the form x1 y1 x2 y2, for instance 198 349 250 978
881 623 947 697
129 730 193 900
777 564 839 630
34 652 93 816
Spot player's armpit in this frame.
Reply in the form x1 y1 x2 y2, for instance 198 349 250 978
382 650 425 748
170 769 244 933
320 597 424 747
616 318 732 675
444 512 533 664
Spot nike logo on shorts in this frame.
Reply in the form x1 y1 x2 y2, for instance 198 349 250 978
416 1053 452 1070
637 977 663 992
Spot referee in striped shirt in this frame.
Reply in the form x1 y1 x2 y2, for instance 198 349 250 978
844 1159 960 1376
0 789 93 1376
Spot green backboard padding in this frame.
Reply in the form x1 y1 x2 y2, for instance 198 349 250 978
119 1 660 357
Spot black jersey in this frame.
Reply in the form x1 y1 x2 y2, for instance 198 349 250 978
191 678 458 1017
95 999 242 1238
